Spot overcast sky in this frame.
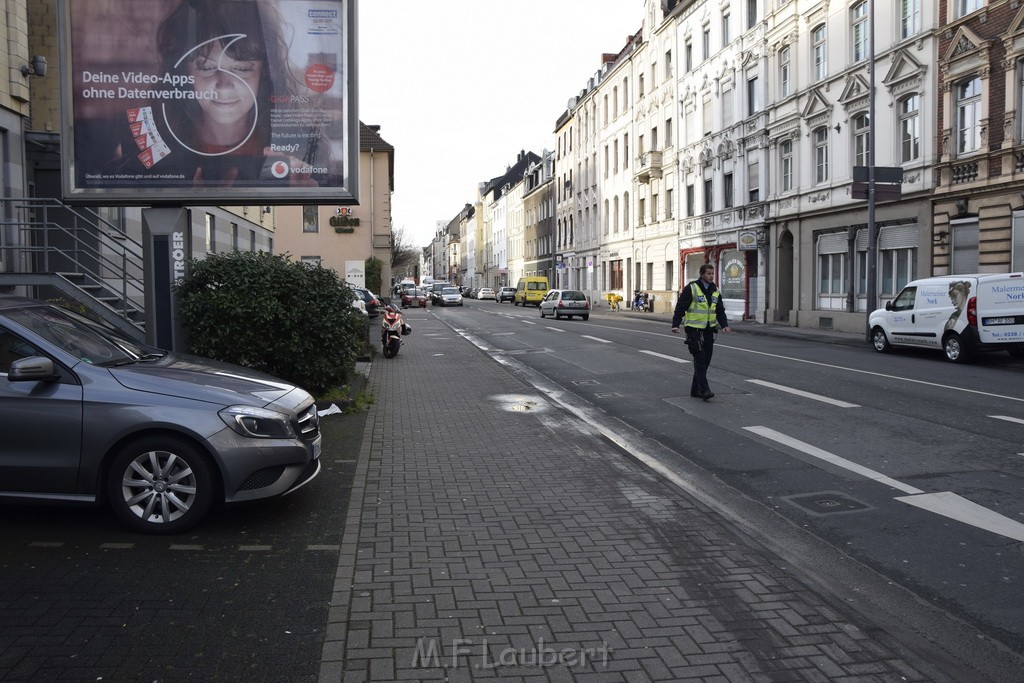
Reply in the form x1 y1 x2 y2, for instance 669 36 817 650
357 1 645 248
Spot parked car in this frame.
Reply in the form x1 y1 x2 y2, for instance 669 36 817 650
351 287 381 317
869 272 1024 362
437 287 464 307
539 289 591 320
497 286 516 303
477 287 496 300
429 282 452 305
401 287 428 308
351 298 368 315
0 295 322 534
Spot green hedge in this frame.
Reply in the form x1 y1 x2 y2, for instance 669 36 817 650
174 251 366 396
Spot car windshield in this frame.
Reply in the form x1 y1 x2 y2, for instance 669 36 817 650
5 305 155 366
442 288 460 295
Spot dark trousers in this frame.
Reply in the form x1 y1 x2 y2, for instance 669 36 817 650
685 327 716 394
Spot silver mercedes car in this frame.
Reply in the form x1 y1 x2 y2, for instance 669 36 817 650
0 295 321 534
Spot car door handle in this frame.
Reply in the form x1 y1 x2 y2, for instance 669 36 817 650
911 314 915 323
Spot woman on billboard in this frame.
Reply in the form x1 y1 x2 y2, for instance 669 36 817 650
104 0 328 188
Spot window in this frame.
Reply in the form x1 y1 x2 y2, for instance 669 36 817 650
604 145 609 178
851 2 868 63
955 77 981 154
881 248 916 296
818 252 847 295
665 50 672 79
249 230 257 252
614 139 619 173
205 213 216 253
651 127 659 151
639 134 645 156
665 118 673 147
722 12 731 44
300 256 321 267
624 134 629 169
638 197 646 226
955 0 982 18
814 127 829 183
724 173 734 208
702 93 712 135
603 95 609 126
686 184 695 217
622 78 629 111
623 193 631 229
702 24 711 60
952 220 980 273
703 177 714 212
685 41 692 72
747 0 758 29
723 85 734 127
666 260 675 290
747 75 759 115
853 113 870 168
613 86 619 118
900 94 920 162
812 24 827 82
779 46 791 98
747 159 760 202
900 0 920 38
638 73 645 98
666 188 674 219
614 196 620 232
603 199 610 234
651 193 659 223
651 62 657 88
780 140 793 192
302 205 319 232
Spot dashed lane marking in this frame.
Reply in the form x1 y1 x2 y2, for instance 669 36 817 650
747 379 860 408
639 349 690 364
581 335 612 344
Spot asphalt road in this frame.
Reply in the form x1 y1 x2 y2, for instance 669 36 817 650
436 298 1024 655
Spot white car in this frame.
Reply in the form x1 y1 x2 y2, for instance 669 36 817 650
477 287 496 300
539 289 590 320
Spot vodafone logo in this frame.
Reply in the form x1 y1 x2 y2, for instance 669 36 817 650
270 160 290 178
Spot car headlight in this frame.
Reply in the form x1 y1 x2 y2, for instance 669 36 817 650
219 405 297 439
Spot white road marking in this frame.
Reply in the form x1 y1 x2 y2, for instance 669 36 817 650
742 426 923 495
990 415 1024 425
545 326 565 332
746 379 860 408
581 335 612 344
895 492 1024 543
639 350 690 364
745 426 1024 543
522 320 537 325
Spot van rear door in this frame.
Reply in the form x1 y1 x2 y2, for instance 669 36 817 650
976 274 1024 343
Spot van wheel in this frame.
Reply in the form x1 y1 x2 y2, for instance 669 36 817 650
943 333 971 363
870 327 891 353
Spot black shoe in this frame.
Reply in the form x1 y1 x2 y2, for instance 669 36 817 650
690 390 701 398
701 391 715 401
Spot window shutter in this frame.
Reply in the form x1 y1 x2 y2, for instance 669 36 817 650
818 233 847 254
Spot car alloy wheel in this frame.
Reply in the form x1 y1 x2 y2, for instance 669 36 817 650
871 327 891 353
107 436 216 534
944 333 970 363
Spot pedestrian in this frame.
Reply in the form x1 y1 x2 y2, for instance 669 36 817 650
671 263 731 401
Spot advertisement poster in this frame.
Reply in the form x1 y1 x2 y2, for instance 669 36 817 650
61 0 357 204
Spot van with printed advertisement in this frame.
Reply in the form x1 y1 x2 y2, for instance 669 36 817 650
868 273 1024 362
513 276 549 306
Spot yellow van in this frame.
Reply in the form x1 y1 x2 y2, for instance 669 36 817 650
514 276 549 306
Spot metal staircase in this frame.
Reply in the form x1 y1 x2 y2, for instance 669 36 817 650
0 198 146 340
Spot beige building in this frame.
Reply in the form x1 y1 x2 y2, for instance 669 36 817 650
273 123 395 289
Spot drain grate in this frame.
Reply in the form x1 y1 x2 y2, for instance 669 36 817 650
783 491 871 516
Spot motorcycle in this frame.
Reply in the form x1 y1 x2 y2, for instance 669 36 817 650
380 305 411 358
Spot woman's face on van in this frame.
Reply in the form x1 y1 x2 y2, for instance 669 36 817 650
188 42 263 131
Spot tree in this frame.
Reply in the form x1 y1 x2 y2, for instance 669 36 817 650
391 225 420 279
175 251 366 396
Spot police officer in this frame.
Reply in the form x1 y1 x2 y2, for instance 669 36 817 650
671 263 731 401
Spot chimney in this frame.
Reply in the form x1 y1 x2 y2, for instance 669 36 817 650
602 53 617 64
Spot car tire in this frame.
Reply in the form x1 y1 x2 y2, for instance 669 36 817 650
582 314 590 321
554 310 561 320
870 327 891 353
539 308 546 318
107 436 217 534
943 332 971 363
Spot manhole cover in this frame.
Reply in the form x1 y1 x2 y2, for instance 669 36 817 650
783 491 871 516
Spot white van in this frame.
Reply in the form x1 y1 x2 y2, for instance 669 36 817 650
868 273 1024 362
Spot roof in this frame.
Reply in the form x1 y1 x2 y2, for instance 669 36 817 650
360 122 395 192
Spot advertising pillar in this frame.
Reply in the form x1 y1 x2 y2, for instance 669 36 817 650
142 207 189 350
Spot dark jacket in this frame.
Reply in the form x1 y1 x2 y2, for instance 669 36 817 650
671 279 729 329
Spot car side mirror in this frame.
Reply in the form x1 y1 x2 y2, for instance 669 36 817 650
7 356 59 383
884 301 893 311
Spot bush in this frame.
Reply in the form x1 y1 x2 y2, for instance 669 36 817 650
174 251 366 395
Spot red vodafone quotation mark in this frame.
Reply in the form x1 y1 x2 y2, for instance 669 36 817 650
271 160 290 178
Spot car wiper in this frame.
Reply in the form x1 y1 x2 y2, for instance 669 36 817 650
106 352 166 367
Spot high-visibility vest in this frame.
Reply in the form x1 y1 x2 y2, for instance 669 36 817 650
683 282 719 329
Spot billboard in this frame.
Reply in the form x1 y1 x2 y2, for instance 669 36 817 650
59 0 358 205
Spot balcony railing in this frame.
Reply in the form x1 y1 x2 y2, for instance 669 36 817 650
635 150 664 183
